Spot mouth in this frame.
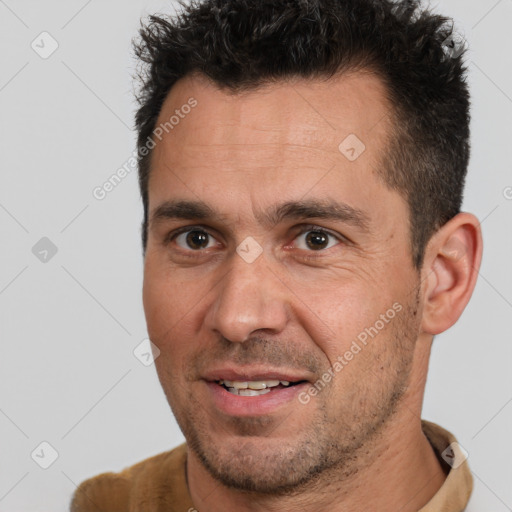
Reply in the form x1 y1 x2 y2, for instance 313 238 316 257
201 368 313 416
203 373 311 417
216 379 306 397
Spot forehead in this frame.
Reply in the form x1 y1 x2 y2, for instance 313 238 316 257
154 71 391 158
148 71 403 234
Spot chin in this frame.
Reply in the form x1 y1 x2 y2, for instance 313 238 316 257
189 433 336 495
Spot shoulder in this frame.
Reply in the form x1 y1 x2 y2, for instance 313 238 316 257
70 443 188 512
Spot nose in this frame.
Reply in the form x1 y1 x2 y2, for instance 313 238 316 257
203 248 290 343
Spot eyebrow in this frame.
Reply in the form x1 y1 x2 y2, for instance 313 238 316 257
149 198 370 232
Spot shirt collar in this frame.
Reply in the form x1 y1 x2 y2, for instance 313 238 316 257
418 420 473 512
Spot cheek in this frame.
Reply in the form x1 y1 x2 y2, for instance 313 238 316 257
143 261 186 342
142 271 168 336
307 283 403 365
142 261 209 366
143 275 189 386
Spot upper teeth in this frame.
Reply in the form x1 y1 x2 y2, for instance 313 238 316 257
219 380 290 389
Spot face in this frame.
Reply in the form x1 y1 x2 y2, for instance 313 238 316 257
143 72 423 494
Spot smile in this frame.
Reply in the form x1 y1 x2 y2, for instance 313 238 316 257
217 379 293 396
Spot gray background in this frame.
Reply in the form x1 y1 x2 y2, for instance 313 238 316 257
0 0 511 510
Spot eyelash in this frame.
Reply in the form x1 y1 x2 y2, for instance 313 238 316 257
165 224 345 259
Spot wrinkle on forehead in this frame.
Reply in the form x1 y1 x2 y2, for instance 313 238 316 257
154 71 392 158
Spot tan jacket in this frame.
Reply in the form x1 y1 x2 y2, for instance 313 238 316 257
71 420 472 511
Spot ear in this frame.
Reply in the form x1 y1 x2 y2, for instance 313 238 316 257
420 213 483 335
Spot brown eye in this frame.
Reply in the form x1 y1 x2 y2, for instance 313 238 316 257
175 230 216 250
294 227 340 252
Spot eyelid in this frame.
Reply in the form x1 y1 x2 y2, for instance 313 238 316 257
293 223 347 241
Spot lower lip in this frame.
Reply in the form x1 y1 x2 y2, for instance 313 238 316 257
204 381 309 416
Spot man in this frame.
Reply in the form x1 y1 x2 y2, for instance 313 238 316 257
71 0 482 510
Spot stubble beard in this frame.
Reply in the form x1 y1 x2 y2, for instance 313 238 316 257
160 292 421 495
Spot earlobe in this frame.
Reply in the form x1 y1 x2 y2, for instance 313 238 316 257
421 213 483 335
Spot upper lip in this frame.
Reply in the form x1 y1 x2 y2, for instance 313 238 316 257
203 367 311 383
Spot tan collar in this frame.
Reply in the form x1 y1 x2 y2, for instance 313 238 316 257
418 420 473 511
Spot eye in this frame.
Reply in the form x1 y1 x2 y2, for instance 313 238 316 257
172 228 219 251
166 224 344 255
292 226 342 251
